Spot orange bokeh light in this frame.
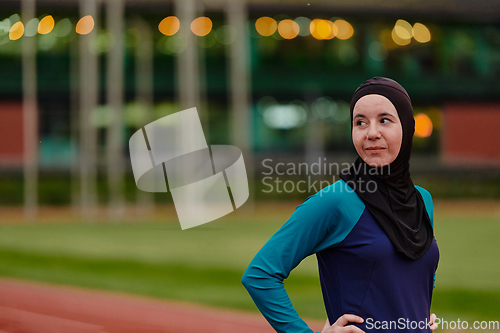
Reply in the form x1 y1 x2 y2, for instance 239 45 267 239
278 19 299 39
334 19 354 40
414 113 433 138
191 17 212 37
76 15 94 35
255 17 277 37
158 16 180 36
38 15 55 34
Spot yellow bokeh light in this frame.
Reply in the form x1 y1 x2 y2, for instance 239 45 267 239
9 21 24 40
414 113 433 138
310 19 337 40
278 19 299 40
76 15 94 35
158 16 180 36
255 17 277 37
394 19 413 40
334 19 354 40
310 19 323 40
413 22 431 43
191 17 212 37
38 15 55 34
316 20 331 39
391 27 411 46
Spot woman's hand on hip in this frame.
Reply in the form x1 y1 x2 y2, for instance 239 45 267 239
429 313 438 332
322 314 365 333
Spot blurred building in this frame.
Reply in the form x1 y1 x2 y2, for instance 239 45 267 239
0 0 499 172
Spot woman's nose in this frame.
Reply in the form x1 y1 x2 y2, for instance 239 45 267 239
367 124 381 140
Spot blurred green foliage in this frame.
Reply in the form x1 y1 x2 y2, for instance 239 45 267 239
1 169 500 206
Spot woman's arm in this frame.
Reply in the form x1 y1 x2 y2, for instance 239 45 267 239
242 181 365 333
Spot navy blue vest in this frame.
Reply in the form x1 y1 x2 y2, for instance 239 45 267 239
317 208 439 332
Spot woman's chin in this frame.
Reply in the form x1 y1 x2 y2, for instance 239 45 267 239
362 157 391 168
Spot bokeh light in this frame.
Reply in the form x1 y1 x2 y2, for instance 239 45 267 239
255 17 277 37
9 21 24 40
334 19 354 40
392 20 412 46
54 18 73 38
309 19 322 40
8 14 21 29
263 104 307 129
368 41 388 61
76 15 94 35
191 17 212 37
158 16 179 36
294 17 311 36
0 18 11 35
278 19 299 40
38 15 55 34
24 18 39 37
394 19 413 39
414 113 433 138
392 30 410 45
310 19 337 40
413 22 431 43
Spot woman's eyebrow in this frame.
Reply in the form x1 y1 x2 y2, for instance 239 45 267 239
353 114 365 119
379 112 396 118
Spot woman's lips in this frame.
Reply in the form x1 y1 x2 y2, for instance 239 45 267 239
365 146 386 154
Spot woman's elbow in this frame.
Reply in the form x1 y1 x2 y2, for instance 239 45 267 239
241 267 252 288
241 265 264 291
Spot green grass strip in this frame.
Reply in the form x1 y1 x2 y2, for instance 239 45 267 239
1 247 499 322
0 247 324 318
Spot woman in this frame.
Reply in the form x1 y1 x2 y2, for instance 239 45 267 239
242 77 439 333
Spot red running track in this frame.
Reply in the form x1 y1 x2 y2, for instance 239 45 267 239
0 278 324 333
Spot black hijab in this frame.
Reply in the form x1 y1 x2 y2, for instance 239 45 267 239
339 77 433 260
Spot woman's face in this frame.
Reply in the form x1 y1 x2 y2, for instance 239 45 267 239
352 94 403 167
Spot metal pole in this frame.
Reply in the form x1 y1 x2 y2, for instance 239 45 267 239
226 0 253 204
305 89 325 166
22 0 38 221
176 0 199 110
133 17 154 216
79 0 99 218
106 0 125 219
305 119 326 165
70 34 80 214
196 1 209 138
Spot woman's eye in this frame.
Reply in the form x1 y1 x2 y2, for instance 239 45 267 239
381 118 391 124
356 120 366 126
